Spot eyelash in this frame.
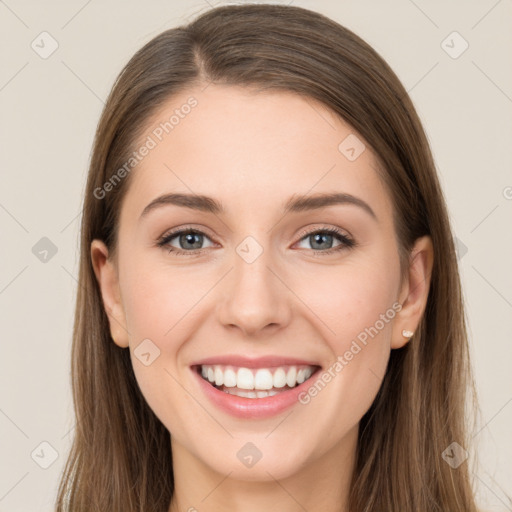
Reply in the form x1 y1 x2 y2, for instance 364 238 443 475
156 225 356 257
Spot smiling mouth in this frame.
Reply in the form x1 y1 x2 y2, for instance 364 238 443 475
194 364 321 399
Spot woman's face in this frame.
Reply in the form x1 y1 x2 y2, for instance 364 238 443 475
92 84 432 481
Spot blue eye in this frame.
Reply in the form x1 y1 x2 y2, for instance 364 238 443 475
295 227 355 254
157 229 215 255
157 226 355 256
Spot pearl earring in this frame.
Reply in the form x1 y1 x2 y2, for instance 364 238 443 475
402 329 414 338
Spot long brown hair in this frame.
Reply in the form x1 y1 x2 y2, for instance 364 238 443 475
56 4 480 511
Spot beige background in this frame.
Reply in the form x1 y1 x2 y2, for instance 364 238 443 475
1 1 511 510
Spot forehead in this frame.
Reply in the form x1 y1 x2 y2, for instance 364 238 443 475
122 84 393 225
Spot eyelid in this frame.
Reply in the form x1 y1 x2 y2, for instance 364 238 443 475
158 224 216 240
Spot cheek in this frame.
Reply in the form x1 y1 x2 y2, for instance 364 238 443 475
296 257 398 349
293 259 397 414
118 255 212 414
120 254 208 340
119 257 203 434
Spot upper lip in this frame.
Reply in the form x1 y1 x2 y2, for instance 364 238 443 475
191 355 322 369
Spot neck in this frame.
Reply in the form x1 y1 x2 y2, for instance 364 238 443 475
168 425 358 512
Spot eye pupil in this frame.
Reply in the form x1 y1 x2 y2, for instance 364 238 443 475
181 232 203 249
310 233 333 250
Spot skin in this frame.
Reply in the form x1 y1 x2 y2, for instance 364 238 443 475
91 84 434 512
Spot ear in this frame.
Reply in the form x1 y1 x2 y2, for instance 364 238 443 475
90 239 129 348
392 235 434 349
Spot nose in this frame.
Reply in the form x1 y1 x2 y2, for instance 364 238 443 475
216 243 291 337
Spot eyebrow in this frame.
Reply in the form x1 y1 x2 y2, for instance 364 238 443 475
139 191 377 221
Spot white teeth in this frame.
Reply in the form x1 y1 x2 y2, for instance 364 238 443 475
296 367 313 384
273 368 287 388
237 368 254 390
224 388 280 399
200 364 317 391
286 366 297 387
223 368 237 388
214 366 224 386
254 369 273 390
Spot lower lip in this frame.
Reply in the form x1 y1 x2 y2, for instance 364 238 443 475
192 367 319 419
